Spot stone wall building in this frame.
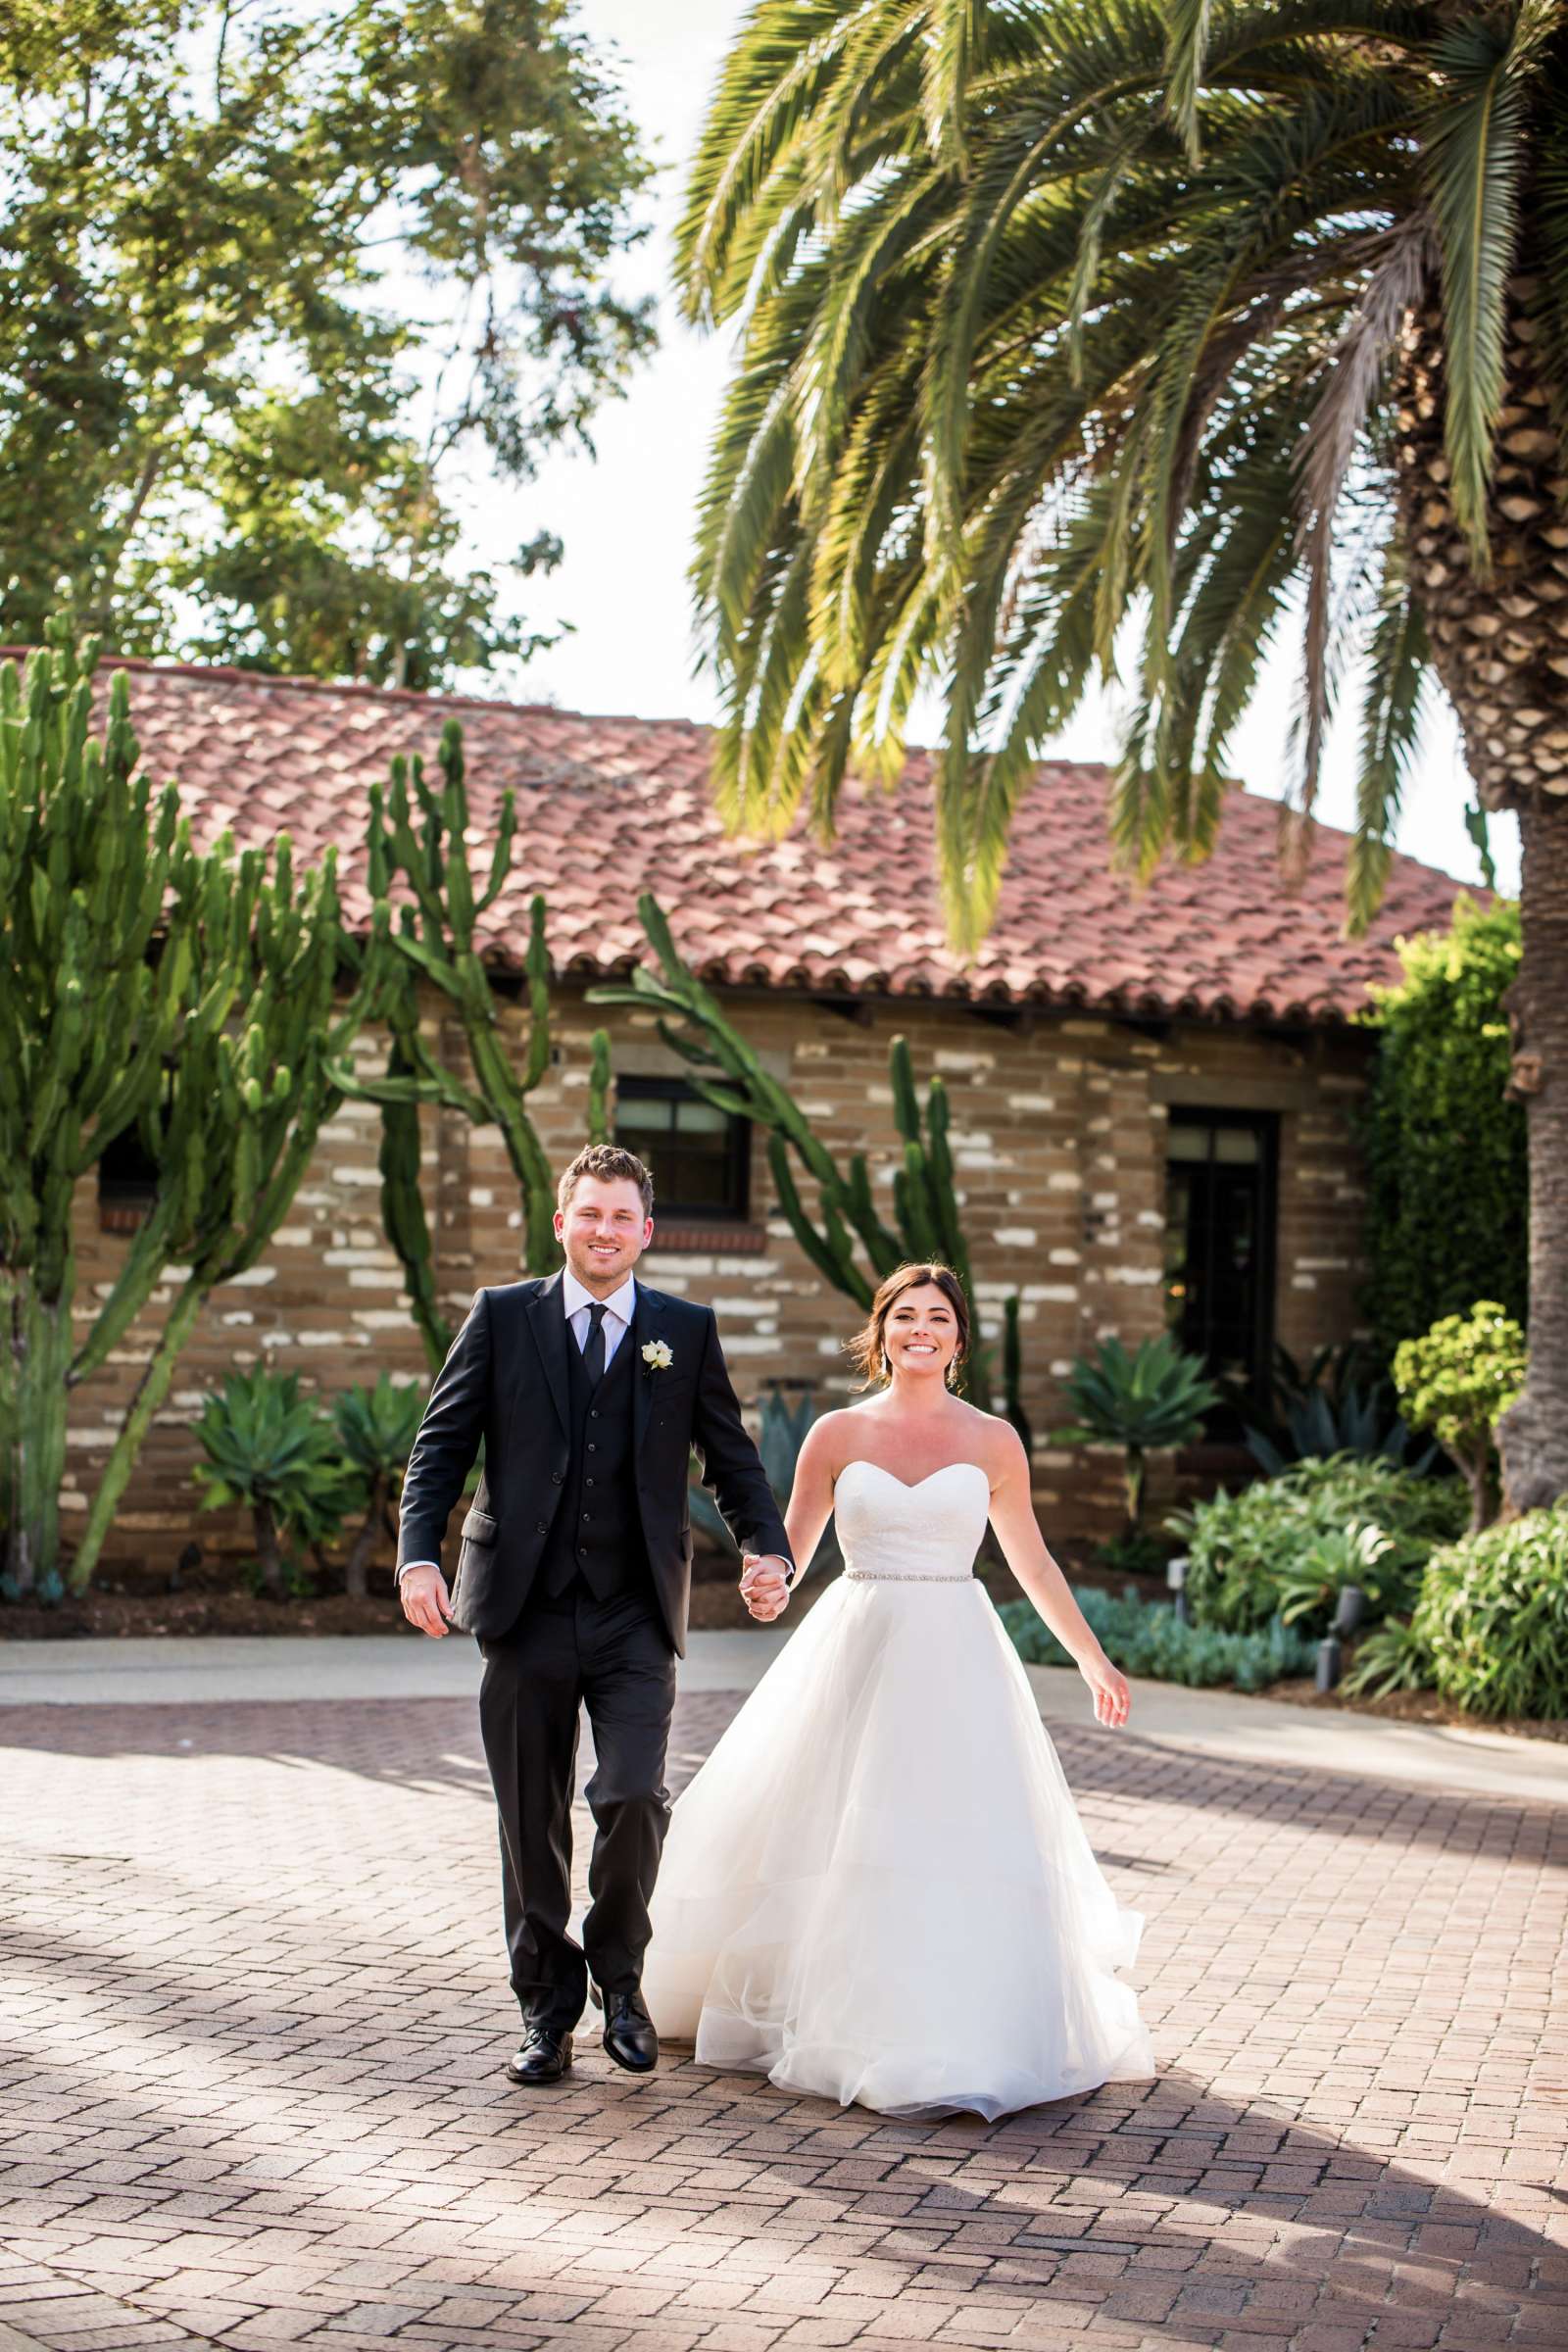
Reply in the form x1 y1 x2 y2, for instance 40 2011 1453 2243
67 661 1472 1570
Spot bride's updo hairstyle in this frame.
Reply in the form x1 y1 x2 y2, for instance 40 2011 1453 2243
846 1261 971 1391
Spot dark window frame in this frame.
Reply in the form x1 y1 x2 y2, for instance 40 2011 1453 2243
614 1074 753 1223
96 1122 160 1230
1163 1106 1280 1418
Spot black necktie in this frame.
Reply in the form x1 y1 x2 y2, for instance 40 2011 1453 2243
583 1300 608 1387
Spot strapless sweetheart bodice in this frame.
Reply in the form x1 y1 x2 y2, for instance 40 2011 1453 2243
832 1457 991 1581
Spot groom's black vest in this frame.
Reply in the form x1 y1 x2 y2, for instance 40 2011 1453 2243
537 1317 651 1603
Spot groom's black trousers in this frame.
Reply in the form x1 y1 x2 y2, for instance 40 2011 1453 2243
477 1578 677 2032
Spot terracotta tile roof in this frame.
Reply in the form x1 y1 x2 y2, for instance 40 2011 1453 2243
59 656 1481 1027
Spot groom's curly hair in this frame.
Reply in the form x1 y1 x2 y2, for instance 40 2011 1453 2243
846 1262 971 1390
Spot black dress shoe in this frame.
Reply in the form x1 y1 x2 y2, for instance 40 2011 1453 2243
505 2025 573 2085
597 1987 659 2074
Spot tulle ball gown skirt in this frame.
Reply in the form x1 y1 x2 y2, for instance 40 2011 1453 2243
641 1460 1155 2120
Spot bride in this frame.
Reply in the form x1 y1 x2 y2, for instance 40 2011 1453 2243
639 1261 1156 2120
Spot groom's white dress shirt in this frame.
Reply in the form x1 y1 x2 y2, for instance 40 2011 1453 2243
561 1264 637 1369
398 1269 639 1581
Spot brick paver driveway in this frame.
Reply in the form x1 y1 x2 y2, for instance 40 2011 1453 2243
1 1687 1564 2352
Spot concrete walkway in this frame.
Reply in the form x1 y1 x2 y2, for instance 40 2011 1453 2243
4 1629 1565 1806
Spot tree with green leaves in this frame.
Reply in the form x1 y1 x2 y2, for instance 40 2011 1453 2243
1 0 653 682
1360 897 1527 1359
1395 1301 1528 1532
678 0 1568 1512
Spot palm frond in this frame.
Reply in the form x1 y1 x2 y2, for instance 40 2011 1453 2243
1161 0 1212 162
681 0 1557 953
1348 538 1429 933
1422 1 1563 564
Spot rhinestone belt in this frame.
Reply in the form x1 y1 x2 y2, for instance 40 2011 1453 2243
843 1569 974 1583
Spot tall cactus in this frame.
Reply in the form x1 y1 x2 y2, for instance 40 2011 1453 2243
1 629 206 1592
587 893 1015 1411
0 629 368 1593
68 838 367 1590
587 1025 612 1144
375 1069 449 1372
348 721 560 1301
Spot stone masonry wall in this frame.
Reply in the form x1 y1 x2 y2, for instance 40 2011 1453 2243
64 984 1375 1574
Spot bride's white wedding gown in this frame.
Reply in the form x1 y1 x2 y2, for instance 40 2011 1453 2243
640 1458 1155 2119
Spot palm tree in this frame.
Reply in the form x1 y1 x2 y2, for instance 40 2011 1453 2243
677 0 1568 1514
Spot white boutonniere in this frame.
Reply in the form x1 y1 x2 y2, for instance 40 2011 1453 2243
641 1339 674 1372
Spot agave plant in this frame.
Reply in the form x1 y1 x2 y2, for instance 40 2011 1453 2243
690 1383 844 1582
1230 1341 1437 1475
1054 1334 1220 1530
332 1375 428 1598
192 1366 358 1597
679 0 1568 1517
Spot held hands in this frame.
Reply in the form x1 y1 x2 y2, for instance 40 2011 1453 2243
401 1563 457 1640
1080 1648 1131 1729
740 1552 792 1623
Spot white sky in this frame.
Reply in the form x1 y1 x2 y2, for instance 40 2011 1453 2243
451 0 1519 901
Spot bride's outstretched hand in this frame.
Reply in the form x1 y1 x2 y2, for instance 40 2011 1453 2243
1080 1650 1131 1729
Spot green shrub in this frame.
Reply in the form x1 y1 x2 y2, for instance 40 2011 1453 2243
1412 1506 1568 1721
332 1375 427 1597
192 1366 358 1597
998 1589 1316 1693
1340 1615 1437 1701
1359 897 1526 1362
1091 1527 1171 1579
1394 1302 1527 1533
1169 1454 1468 1638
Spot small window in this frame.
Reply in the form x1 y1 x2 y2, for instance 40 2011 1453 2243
1164 1109 1278 1416
615 1076 751 1221
97 1123 159 1231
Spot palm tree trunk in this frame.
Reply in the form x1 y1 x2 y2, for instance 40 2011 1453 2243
1495 790 1568 1510
1398 280 1568 1511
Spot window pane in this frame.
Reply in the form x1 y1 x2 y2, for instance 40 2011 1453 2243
615 1078 749 1218
673 1099 728 1136
616 1097 675 1134
1163 1110 1274 1420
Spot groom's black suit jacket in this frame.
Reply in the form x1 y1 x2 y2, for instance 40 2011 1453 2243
396 1271 793 1657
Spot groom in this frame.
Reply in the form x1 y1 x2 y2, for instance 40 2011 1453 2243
397 1144 795 2085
